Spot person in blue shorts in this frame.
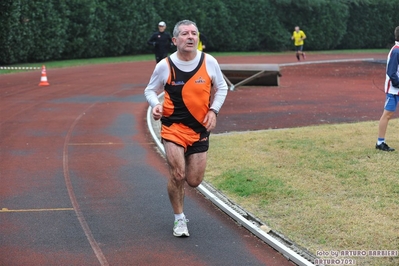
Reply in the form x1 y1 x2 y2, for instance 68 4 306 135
376 26 399 151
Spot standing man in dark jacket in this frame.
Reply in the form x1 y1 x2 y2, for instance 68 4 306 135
147 21 173 63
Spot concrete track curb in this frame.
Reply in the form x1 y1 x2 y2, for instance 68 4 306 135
146 94 314 266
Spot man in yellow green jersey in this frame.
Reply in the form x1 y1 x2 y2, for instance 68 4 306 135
291 26 306 61
197 32 208 51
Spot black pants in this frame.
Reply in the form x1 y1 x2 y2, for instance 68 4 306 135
155 53 168 63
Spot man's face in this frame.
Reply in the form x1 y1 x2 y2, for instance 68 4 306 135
295 26 300 32
158 25 166 32
172 24 198 53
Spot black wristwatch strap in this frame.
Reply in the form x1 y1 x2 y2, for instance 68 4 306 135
210 108 218 116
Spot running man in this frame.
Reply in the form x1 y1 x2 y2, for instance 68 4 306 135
291 26 306 61
144 20 228 236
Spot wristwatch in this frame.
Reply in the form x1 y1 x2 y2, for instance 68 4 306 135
210 108 218 116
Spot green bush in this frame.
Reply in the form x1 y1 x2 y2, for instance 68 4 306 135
339 0 399 49
0 0 398 65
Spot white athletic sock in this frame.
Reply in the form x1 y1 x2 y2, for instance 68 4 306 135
377 138 385 145
174 213 185 221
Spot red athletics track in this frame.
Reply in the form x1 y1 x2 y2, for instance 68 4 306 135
0 52 386 266
215 52 387 133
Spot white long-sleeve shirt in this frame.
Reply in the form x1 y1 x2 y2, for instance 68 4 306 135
144 51 228 112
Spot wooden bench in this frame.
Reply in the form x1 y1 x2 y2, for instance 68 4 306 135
219 64 281 91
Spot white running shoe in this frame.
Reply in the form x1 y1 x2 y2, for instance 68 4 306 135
173 218 190 237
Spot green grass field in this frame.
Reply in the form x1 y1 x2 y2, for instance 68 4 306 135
206 120 399 266
0 54 154 74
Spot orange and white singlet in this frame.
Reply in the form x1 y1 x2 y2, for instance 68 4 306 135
161 53 210 147
144 51 228 150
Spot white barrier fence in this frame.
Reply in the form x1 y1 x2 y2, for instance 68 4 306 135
0 66 41 70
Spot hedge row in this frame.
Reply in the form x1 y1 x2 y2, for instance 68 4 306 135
0 0 398 65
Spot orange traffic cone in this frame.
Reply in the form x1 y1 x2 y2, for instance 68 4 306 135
38 65 50 86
